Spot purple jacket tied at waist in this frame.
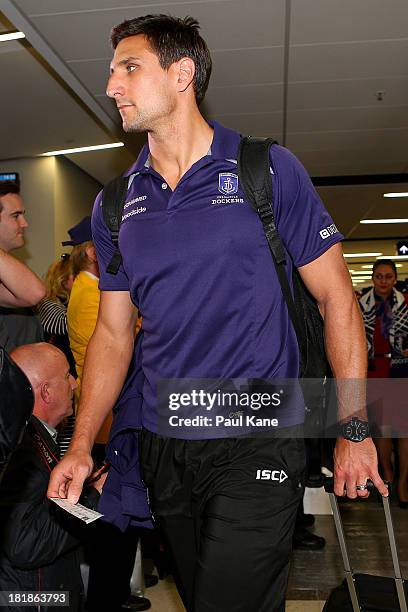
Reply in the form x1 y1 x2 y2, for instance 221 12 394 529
98 333 153 531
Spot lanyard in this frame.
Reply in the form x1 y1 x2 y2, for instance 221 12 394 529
28 419 59 473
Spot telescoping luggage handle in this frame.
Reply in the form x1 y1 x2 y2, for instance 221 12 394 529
324 478 407 612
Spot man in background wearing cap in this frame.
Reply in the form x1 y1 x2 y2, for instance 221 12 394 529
0 187 45 350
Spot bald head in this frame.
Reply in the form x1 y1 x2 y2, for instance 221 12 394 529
10 343 77 428
11 343 63 388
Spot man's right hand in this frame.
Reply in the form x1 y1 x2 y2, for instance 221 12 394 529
47 449 94 504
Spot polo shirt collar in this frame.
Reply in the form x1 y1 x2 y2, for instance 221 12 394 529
208 120 241 161
38 418 58 442
123 120 241 177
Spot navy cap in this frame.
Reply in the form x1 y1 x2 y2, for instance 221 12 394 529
62 216 92 246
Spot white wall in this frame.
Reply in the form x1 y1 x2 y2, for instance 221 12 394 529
54 156 101 257
0 157 101 277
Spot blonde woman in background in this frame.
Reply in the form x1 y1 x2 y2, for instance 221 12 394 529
37 254 76 373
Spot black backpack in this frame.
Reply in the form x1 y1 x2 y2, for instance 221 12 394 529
101 137 330 422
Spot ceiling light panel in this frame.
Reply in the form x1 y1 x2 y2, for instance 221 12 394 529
41 142 124 156
344 253 383 258
0 31 25 42
360 219 408 224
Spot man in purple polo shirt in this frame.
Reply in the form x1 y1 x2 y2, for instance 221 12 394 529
49 14 388 612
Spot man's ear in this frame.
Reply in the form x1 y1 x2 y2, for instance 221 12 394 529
177 57 195 94
40 382 51 404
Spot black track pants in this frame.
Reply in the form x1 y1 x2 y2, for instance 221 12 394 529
140 429 305 612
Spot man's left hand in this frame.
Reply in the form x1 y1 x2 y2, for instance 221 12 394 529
334 437 388 498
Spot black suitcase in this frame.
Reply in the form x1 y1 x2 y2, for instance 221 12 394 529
323 479 407 612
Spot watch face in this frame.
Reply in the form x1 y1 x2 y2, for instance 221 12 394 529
343 418 369 442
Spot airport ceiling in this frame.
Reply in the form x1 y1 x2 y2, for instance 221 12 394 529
0 0 407 280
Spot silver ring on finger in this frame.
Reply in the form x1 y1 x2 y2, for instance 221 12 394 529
356 484 367 491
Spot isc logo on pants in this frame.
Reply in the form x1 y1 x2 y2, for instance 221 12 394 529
256 469 288 483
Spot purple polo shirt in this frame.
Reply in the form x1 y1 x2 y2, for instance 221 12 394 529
92 121 343 438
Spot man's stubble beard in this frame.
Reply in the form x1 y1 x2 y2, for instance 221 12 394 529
123 111 148 133
122 95 176 134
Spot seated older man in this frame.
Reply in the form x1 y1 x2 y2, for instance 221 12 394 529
0 343 99 612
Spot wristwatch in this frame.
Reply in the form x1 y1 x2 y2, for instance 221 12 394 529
341 417 370 442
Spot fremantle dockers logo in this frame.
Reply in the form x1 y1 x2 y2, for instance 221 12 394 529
218 173 239 195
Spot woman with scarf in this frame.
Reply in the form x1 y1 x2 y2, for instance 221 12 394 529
359 259 408 507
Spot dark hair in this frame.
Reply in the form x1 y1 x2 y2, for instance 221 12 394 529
0 185 20 214
372 259 397 277
110 14 212 105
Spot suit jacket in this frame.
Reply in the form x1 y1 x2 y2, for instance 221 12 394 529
0 416 91 612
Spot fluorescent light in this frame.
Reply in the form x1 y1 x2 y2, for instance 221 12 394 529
344 252 382 258
360 219 408 224
384 192 408 198
376 255 408 260
0 31 25 42
41 142 124 156
351 271 373 275
360 264 404 269
351 275 371 281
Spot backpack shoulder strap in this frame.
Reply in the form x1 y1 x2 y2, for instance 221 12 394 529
101 175 129 275
237 136 307 359
237 137 286 265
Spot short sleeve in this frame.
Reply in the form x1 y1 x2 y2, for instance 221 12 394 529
91 190 130 291
271 145 343 268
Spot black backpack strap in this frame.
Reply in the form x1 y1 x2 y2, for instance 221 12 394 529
102 175 129 274
237 136 307 361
